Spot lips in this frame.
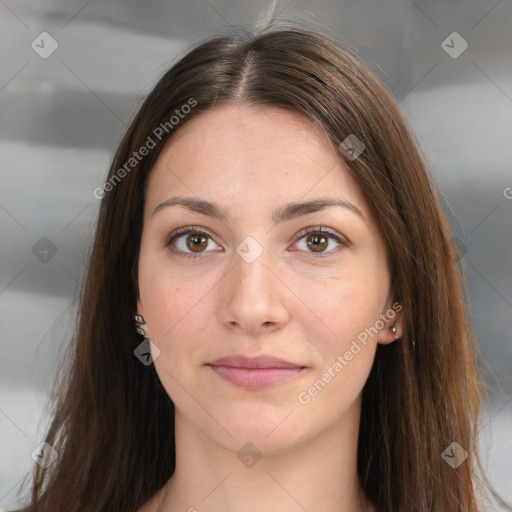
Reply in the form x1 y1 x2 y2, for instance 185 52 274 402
206 355 307 390
208 355 304 369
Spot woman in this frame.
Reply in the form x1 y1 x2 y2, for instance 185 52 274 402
13 24 510 512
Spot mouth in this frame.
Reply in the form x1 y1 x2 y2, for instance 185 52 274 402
206 354 307 390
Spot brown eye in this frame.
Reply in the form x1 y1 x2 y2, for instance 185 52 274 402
185 233 208 252
165 227 219 259
293 226 348 257
305 232 329 252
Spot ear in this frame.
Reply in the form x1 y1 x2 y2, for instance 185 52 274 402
377 299 404 345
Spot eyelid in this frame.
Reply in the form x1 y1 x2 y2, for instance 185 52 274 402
293 225 349 245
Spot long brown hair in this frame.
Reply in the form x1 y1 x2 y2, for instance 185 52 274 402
13 23 510 512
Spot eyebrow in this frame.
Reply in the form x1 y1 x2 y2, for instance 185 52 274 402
151 196 364 223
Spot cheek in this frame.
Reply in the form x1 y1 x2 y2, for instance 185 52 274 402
295 281 381 416
309 287 381 381
141 274 204 344
298 261 388 344
294 261 387 399
138 249 217 363
138 259 212 404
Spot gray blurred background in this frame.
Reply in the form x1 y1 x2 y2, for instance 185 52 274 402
1 0 511 509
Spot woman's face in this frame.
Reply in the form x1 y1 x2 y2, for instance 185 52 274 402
137 104 400 453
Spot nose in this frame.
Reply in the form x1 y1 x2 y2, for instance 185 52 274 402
220 244 290 335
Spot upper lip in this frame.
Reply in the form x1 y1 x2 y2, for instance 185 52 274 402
207 355 305 369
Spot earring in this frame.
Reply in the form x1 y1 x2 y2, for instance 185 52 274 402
134 314 146 337
390 324 400 340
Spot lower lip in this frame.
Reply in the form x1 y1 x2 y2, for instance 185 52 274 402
207 365 305 390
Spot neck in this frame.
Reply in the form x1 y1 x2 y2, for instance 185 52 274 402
161 395 375 512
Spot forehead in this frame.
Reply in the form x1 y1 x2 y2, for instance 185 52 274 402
145 104 372 222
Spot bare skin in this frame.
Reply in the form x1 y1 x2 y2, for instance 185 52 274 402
136 104 401 512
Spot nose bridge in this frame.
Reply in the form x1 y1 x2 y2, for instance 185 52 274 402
220 233 288 331
231 233 275 295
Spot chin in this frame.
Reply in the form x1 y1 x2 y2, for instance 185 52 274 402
206 403 316 454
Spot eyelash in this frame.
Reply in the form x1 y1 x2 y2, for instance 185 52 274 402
164 225 349 260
